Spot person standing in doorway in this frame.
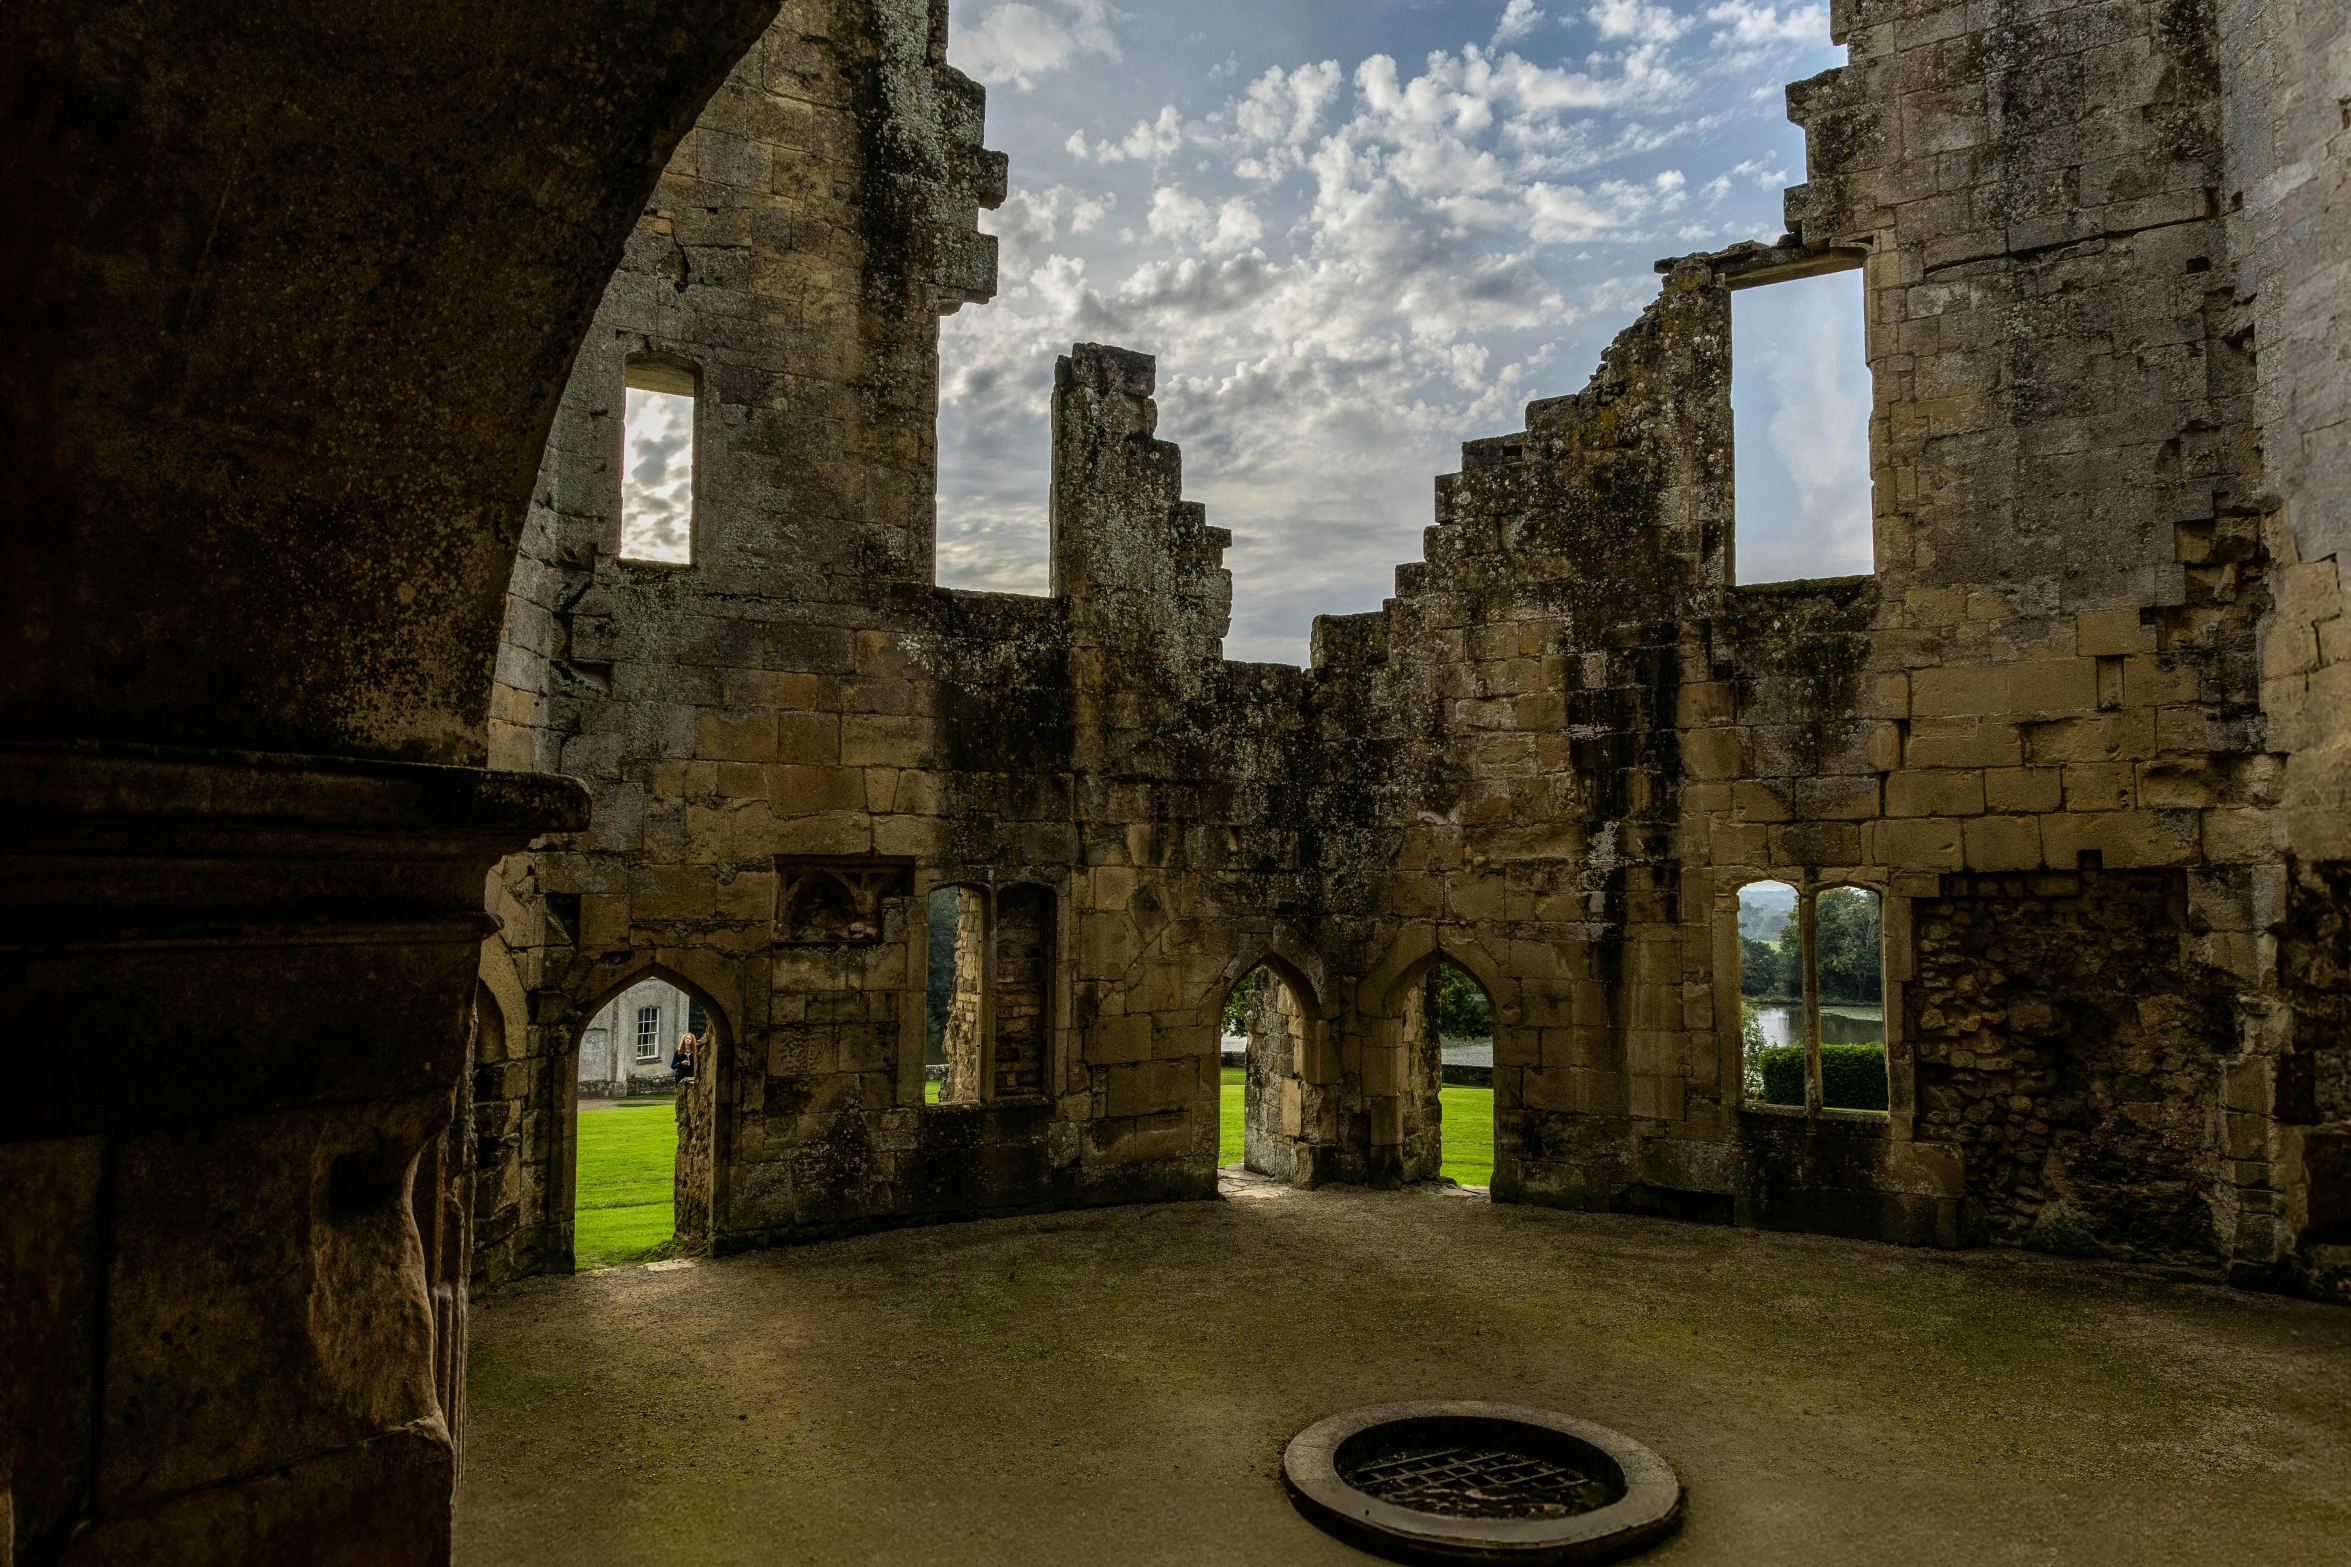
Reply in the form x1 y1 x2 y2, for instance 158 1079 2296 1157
671 1031 696 1083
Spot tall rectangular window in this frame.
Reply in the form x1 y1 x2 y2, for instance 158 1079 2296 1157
620 361 696 564
926 886 988 1105
1737 881 1887 1113
634 1004 662 1061
1731 267 1873 583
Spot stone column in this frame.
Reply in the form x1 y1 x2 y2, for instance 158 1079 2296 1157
0 743 582 1560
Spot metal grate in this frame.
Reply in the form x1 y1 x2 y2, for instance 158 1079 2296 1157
1338 1442 1615 1520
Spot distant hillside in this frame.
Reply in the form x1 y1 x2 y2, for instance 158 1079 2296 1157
1738 882 1796 944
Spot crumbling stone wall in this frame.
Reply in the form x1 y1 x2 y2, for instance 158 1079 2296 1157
474 0 2351 1302
992 885 1053 1097
2215 0 2351 1298
1911 871 2232 1260
2279 863 2351 1301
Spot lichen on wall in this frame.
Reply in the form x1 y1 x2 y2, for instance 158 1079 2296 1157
472 0 2351 1303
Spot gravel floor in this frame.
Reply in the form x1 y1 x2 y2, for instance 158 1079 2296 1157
458 1173 2351 1566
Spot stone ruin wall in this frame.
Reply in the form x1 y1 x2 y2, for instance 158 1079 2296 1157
472 0 2351 1302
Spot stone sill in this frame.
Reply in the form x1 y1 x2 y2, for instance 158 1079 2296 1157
1739 1102 1893 1136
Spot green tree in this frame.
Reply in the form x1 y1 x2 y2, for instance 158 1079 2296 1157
1221 968 1265 1035
1435 962 1492 1037
1740 932 1797 999
1814 887 1882 1004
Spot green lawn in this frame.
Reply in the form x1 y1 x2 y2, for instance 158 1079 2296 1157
590 1073 1493 1254
1219 1066 1494 1187
573 1099 678 1269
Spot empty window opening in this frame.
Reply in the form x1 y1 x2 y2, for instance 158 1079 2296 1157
620 360 696 564
925 883 1053 1103
1431 960 1495 1190
1730 266 1873 584
1220 963 1313 1180
572 975 706 1267
926 886 988 1103
932 312 1050 596
1738 881 1886 1113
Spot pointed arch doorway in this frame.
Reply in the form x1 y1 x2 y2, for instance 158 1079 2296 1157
566 964 729 1268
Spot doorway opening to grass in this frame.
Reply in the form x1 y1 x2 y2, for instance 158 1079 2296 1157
1218 958 1327 1181
570 970 721 1268
1370 949 1500 1190
1390 955 1497 1190
1427 958 1496 1189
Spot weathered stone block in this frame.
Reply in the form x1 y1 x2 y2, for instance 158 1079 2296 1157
2063 762 2138 813
1912 664 2011 716
1907 717 2024 768
1881 816 1965 871
2076 609 2157 656
1962 815 2043 871
1886 768 1985 817
2009 657 2099 715
1984 766 2062 814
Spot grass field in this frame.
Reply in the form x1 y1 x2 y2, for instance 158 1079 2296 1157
1219 1066 1493 1187
573 1099 677 1269
576 1074 1496 1271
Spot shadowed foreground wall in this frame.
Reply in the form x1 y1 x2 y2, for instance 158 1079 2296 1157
0 0 774 1559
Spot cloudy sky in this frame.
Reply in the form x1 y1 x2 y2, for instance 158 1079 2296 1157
621 387 695 563
935 0 1869 663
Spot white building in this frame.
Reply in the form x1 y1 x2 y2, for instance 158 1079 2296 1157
578 977 699 1097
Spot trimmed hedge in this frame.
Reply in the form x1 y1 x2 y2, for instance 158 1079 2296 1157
1755 1044 1889 1111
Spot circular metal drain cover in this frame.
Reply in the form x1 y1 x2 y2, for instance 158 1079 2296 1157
1282 1402 1681 1564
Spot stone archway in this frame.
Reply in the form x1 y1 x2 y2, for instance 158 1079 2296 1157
1216 950 1336 1187
562 962 735 1262
1 4 794 1555
1372 940 1509 1189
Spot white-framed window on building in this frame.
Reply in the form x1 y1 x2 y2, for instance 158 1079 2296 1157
634 1004 663 1061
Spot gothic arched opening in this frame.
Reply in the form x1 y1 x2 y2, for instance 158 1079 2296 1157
1386 954 1499 1189
1219 960 1322 1182
568 969 727 1268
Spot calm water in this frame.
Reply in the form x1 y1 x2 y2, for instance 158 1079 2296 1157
1748 1002 1883 1048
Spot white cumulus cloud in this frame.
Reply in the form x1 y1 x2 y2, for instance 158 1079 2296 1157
951 0 1120 91
936 0 1845 658
1493 0 1546 46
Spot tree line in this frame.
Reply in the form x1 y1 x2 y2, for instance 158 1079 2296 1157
1739 887 1881 1005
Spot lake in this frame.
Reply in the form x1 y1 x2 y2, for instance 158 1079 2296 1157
1747 1002 1883 1048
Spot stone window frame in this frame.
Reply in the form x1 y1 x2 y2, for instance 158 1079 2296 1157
615 351 703 567
912 877 1064 1110
1717 243 1877 588
1719 873 1907 1129
920 880 993 1108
